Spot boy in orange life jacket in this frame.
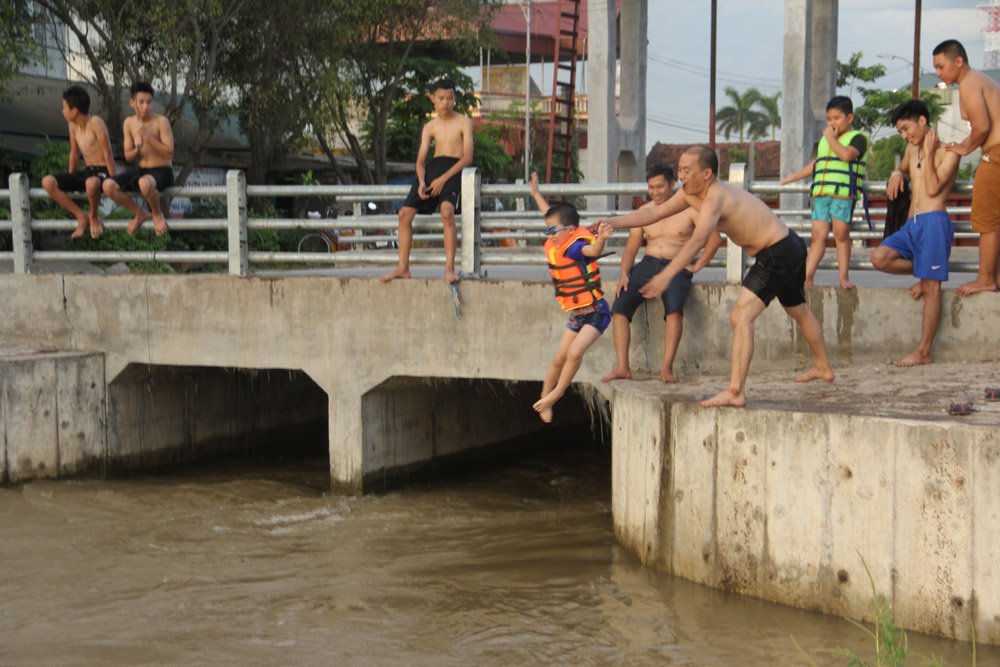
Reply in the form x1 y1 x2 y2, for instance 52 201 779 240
780 96 869 290
529 173 613 422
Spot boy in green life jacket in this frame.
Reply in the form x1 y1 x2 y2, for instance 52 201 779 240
781 96 869 290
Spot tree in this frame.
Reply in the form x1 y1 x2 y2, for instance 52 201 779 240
0 0 44 96
716 86 767 143
755 91 781 141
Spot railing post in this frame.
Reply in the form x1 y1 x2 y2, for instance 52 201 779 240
725 162 750 284
227 169 248 276
460 167 482 278
9 173 32 275
514 177 526 213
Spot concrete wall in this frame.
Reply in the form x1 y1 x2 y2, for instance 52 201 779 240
1 351 105 483
611 388 1000 645
2 274 1000 491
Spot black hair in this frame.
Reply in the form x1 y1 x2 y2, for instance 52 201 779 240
130 81 154 98
62 85 90 115
890 99 930 125
430 79 457 94
544 202 580 228
826 95 854 115
933 39 968 63
683 145 719 176
646 164 675 183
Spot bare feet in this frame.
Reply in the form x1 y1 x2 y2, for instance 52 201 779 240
795 365 836 383
88 214 104 239
839 277 856 290
445 270 460 284
152 213 169 237
908 283 923 300
894 350 932 367
601 367 632 383
956 279 998 297
70 213 88 239
700 387 746 408
379 267 411 283
533 392 559 422
126 211 151 235
660 367 678 383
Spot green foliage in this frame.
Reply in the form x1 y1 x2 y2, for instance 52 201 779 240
958 161 977 181
837 52 944 137
716 87 771 142
0 1 44 95
30 140 74 219
837 52 887 94
866 135 906 181
473 125 514 183
68 225 179 274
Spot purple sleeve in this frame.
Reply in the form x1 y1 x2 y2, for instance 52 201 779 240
564 239 590 262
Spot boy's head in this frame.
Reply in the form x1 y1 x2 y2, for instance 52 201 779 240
61 85 91 121
932 39 968 85
129 81 155 119
825 96 855 134
678 145 718 196
429 78 457 116
543 202 581 239
890 99 931 146
646 164 676 204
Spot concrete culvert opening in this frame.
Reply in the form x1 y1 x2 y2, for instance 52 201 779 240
360 377 610 492
107 365 328 474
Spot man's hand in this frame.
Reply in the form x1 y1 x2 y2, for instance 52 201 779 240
596 221 613 240
886 171 903 200
615 274 629 298
923 129 938 157
639 271 670 299
428 176 447 197
417 180 429 199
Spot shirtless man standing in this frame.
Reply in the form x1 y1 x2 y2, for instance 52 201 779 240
874 100 960 367
600 145 834 407
102 81 175 236
600 164 722 383
42 85 115 239
381 79 474 284
929 39 1000 296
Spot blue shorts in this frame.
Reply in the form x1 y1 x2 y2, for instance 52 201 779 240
812 196 855 224
612 255 693 320
566 298 611 334
879 211 953 281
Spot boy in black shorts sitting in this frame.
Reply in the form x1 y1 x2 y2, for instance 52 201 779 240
102 82 175 236
381 79 474 284
42 85 116 239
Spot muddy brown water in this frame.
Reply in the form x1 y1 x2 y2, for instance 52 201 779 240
1 438 994 666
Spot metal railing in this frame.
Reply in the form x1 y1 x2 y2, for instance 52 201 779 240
0 166 978 281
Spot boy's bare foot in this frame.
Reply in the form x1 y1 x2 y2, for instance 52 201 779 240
445 270 460 284
700 387 746 408
956 279 999 296
601 367 632 382
126 211 151 235
660 367 678 383
152 213 169 236
70 213 89 239
88 215 104 239
795 365 836 383
839 277 856 290
380 267 411 283
895 351 932 367
533 393 559 422
908 283 923 300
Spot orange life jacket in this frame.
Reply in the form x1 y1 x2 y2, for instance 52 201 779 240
544 227 604 311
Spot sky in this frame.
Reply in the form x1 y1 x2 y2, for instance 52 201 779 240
479 1 989 152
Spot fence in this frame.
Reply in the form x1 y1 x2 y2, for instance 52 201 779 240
0 165 976 281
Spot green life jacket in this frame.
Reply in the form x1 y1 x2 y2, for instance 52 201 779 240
811 130 867 200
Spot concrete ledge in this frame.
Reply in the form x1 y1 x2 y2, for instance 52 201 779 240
611 360 1000 645
1 348 105 483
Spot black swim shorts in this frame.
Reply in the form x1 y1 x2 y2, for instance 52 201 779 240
52 166 110 193
402 156 462 214
111 166 175 193
741 232 807 308
611 255 694 320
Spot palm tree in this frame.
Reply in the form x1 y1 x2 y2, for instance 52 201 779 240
754 91 781 141
716 86 767 143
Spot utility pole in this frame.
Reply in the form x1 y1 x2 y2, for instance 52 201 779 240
522 0 532 182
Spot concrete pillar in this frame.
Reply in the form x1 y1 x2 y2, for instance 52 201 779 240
811 1 839 127
227 170 248 276
586 0 648 211
780 0 815 213
460 167 481 278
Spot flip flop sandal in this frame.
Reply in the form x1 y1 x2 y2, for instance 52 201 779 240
948 401 975 416
985 387 1000 402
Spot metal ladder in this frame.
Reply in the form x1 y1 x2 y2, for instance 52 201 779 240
544 0 582 185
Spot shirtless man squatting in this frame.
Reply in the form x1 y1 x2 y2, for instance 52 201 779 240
42 85 116 240
601 145 835 408
381 78 474 285
600 164 722 384
931 39 1000 296
874 100 960 367
102 81 175 236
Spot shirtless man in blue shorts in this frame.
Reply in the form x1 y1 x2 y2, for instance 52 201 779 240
874 99 960 366
599 145 834 407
